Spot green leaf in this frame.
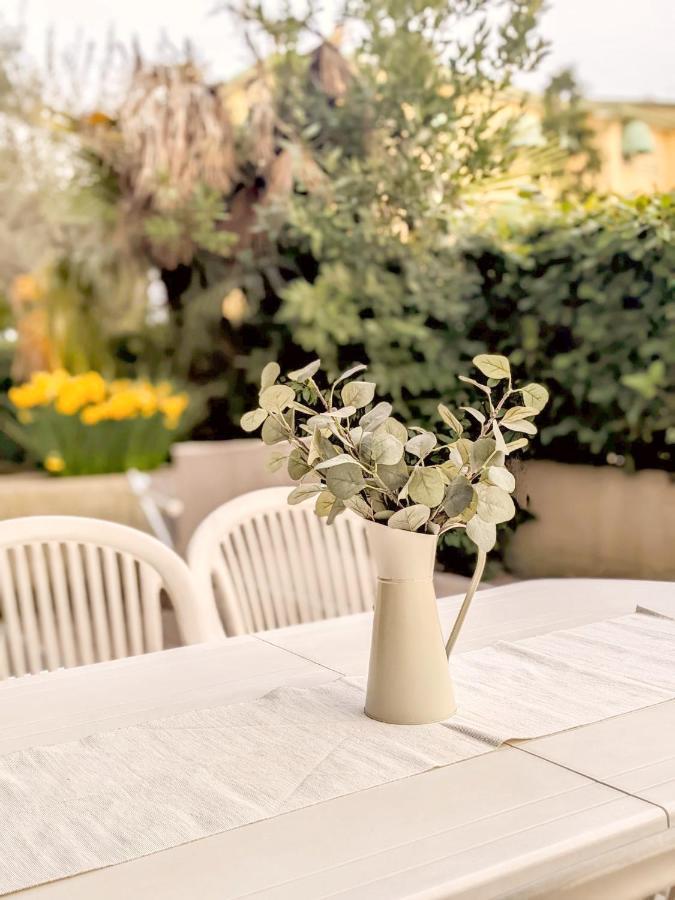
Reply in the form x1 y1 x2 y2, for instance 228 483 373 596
520 383 549 412
259 384 295 413
438 404 463 435
443 476 474 516
260 362 281 390
466 516 497 552
376 418 408 444
473 354 511 380
387 504 431 532
360 401 392 432
372 432 404 465
326 462 366 499
341 381 376 409
405 431 436 459
475 483 516 524
288 359 321 382
288 448 311 480
408 466 445 506
504 419 537 435
486 465 515 492
240 408 268 432
460 406 486 425
288 484 322 505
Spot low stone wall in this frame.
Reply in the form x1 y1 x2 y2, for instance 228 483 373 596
507 461 675 581
0 472 152 533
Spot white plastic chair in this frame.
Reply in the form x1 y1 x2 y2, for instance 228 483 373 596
187 487 376 635
0 516 223 679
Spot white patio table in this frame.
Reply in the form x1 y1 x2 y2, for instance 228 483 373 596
1 578 674 900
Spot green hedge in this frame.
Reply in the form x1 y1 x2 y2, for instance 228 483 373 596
460 195 674 471
278 194 674 472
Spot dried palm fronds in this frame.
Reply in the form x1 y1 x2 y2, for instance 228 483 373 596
309 41 351 101
104 61 237 211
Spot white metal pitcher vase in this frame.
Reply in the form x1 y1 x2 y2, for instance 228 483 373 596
364 521 485 725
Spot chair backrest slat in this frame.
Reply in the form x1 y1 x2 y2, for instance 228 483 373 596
13 546 43 674
29 544 61 671
0 516 221 679
83 543 112 663
65 542 96 666
121 554 144 656
46 542 79 668
0 548 27 675
188 487 377 636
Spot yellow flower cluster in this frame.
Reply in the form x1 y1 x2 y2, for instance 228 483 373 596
9 371 189 430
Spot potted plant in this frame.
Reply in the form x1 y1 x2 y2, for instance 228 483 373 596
242 354 548 724
3 370 189 476
0 371 189 527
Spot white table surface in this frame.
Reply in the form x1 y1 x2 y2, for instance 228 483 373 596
2 578 674 899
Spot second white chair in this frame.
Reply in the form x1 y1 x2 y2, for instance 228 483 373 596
188 487 376 635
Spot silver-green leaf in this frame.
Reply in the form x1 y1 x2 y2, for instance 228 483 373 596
372 432 404 465
288 359 321 382
240 408 268 432
473 354 511 381
443 476 474 516
259 384 295 412
466 516 497 552
438 404 463 435
521 382 549 412
260 362 281 390
325 462 366 500
387 504 431 532
288 484 322 505
408 467 445 506
475 483 516 524
376 417 408 444
486 465 515 492
405 431 436 459
360 401 393 432
341 381 376 409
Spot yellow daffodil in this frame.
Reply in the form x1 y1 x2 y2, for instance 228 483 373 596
44 453 65 474
160 393 189 430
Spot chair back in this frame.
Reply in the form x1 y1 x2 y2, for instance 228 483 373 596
188 487 376 635
0 516 222 678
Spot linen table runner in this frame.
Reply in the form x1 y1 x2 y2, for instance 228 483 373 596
2 609 674 894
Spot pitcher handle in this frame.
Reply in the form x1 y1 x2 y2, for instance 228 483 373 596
445 548 487 658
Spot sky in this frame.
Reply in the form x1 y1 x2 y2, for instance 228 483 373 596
7 0 675 103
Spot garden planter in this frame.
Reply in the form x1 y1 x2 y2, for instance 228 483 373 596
0 471 160 533
364 523 456 725
508 461 675 580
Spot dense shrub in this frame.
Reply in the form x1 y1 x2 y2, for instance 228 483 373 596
279 194 674 473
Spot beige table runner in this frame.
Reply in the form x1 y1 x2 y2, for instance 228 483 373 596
1 610 674 894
